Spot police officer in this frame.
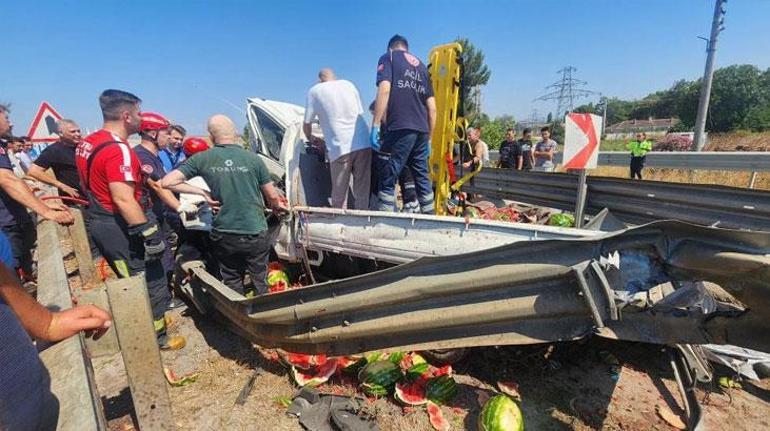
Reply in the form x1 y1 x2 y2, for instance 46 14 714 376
162 114 286 296
371 34 437 214
75 89 184 349
134 113 196 289
0 104 73 284
627 132 653 180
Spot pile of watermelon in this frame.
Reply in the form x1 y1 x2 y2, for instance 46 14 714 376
274 350 460 430
266 262 309 293
275 349 525 430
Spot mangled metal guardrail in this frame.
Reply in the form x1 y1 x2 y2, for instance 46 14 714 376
467 169 770 230
183 220 770 356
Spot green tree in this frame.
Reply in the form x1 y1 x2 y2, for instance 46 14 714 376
456 38 491 124
477 115 514 149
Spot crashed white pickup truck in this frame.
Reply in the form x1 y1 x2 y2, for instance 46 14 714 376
175 98 770 430
242 97 598 266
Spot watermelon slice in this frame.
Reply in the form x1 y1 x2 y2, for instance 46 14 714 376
163 367 199 387
277 350 327 370
394 377 428 406
427 401 450 431
290 359 337 387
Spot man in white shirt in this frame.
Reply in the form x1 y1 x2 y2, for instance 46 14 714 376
303 68 371 209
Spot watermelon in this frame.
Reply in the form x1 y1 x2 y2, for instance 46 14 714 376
399 352 427 370
267 269 290 293
358 360 402 396
406 362 430 380
425 374 458 405
427 401 450 431
387 351 406 365
291 359 338 387
394 378 428 406
547 213 574 227
277 350 327 370
478 394 524 431
163 367 199 387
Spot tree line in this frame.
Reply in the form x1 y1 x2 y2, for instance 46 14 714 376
574 64 770 133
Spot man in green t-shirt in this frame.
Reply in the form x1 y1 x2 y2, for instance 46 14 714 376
162 114 287 295
626 132 653 180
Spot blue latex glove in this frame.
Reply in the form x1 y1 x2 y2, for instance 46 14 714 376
370 126 381 151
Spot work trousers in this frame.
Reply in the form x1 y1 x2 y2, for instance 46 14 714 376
1 222 36 279
376 130 434 214
88 211 170 326
630 156 646 180
330 148 372 210
210 230 271 296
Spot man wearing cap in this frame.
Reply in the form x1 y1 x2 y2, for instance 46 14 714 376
371 34 437 214
75 89 184 349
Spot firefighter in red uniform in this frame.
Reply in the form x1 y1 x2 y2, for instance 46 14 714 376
75 89 184 349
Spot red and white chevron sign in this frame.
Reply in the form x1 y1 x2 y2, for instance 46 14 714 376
562 113 602 169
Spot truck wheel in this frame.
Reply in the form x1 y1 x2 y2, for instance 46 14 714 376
423 348 468 365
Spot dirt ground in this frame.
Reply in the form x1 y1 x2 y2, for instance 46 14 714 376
91 304 770 431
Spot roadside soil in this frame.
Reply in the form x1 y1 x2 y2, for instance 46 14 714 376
91 305 770 431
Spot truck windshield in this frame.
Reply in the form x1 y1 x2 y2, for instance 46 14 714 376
251 105 284 161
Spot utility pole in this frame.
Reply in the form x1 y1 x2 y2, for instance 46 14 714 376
599 95 608 138
693 0 727 151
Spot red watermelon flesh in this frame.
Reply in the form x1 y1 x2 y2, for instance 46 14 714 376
394 377 429 406
277 350 327 370
291 359 338 387
427 401 450 431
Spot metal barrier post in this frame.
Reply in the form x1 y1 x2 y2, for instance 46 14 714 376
574 169 588 228
749 171 758 189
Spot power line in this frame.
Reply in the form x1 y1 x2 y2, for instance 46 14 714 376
534 66 597 117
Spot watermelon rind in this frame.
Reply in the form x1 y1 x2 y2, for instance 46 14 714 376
394 380 428 406
358 360 402 396
425 375 458 405
427 401 450 431
290 360 337 387
478 394 524 431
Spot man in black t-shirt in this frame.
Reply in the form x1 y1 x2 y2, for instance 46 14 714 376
371 35 437 214
517 128 535 171
498 128 519 169
27 119 83 198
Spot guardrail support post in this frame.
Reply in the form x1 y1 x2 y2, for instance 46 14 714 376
106 275 174 431
574 169 588 228
749 171 758 189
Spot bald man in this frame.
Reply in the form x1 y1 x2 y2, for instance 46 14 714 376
162 115 287 296
303 68 371 209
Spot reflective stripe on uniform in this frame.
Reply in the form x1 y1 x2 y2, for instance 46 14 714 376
113 259 130 278
117 143 135 182
153 317 166 333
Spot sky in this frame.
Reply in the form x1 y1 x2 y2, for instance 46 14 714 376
2 0 770 135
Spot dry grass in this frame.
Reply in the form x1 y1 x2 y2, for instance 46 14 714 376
589 166 770 190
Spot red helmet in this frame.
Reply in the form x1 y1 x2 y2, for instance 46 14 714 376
140 112 171 132
183 137 209 156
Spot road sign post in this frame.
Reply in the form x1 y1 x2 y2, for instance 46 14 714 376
563 113 603 227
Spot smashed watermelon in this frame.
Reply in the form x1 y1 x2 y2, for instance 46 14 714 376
359 360 403 396
427 401 450 431
425 374 458 405
290 359 338 387
394 377 429 406
277 350 327 370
